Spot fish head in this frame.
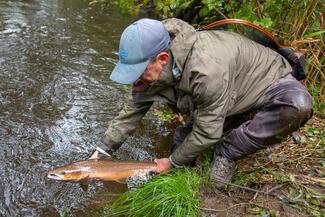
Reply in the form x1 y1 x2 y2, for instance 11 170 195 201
47 164 90 181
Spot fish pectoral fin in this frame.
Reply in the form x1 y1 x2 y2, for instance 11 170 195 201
79 180 89 192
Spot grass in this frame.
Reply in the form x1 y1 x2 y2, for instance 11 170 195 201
149 105 186 125
151 108 176 124
310 85 325 115
103 168 205 217
60 209 68 217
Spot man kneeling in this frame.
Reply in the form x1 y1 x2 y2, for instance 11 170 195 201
96 18 313 188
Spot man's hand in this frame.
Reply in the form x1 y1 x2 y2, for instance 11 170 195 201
154 158 173 173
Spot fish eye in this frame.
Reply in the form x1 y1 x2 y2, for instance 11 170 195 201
60 171 66 175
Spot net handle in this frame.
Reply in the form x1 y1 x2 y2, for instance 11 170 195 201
203 19 285 48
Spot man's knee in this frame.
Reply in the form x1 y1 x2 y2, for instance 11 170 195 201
289 90 313 124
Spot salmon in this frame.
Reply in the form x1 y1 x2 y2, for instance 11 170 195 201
47 152 156 183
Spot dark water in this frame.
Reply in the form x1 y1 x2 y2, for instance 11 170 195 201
0 1 172 216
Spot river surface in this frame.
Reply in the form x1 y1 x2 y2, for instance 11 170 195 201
0 1 172 216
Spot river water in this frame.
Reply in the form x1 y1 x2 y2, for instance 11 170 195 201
0 0 172 216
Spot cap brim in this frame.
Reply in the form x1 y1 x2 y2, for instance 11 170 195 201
109 60 150 84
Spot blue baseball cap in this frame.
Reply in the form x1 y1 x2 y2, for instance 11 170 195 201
110 18 170 84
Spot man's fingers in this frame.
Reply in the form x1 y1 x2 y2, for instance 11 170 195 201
152 158 171 174
154 159 161 172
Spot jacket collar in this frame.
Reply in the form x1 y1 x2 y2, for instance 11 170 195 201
163 18 197 72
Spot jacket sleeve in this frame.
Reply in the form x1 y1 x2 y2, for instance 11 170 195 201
170 71 232 167
100 99 153 151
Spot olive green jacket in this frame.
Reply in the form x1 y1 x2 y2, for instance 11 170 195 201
101 18 292 166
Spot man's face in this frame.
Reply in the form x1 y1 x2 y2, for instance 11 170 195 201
139 60 163 84
137 52 169 85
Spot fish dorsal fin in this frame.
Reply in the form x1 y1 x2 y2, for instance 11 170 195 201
89 151 98 159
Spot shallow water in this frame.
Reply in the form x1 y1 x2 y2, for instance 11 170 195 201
0 1 172 216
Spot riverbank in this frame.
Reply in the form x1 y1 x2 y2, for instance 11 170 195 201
200 114 325 216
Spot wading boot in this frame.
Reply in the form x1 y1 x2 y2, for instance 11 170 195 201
209 155 236 189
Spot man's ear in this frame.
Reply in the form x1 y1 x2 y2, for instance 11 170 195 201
157 51 169 65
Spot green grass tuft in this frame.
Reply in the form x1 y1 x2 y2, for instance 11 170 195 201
103 168 204 217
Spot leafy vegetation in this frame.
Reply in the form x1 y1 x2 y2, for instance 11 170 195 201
310 85 325 115
151 108 175 123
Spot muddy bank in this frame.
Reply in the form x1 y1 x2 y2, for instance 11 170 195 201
200 115 325 216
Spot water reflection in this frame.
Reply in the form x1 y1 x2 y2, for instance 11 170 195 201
0 0 173 216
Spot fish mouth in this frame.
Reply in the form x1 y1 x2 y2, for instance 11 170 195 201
47 173 64 180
